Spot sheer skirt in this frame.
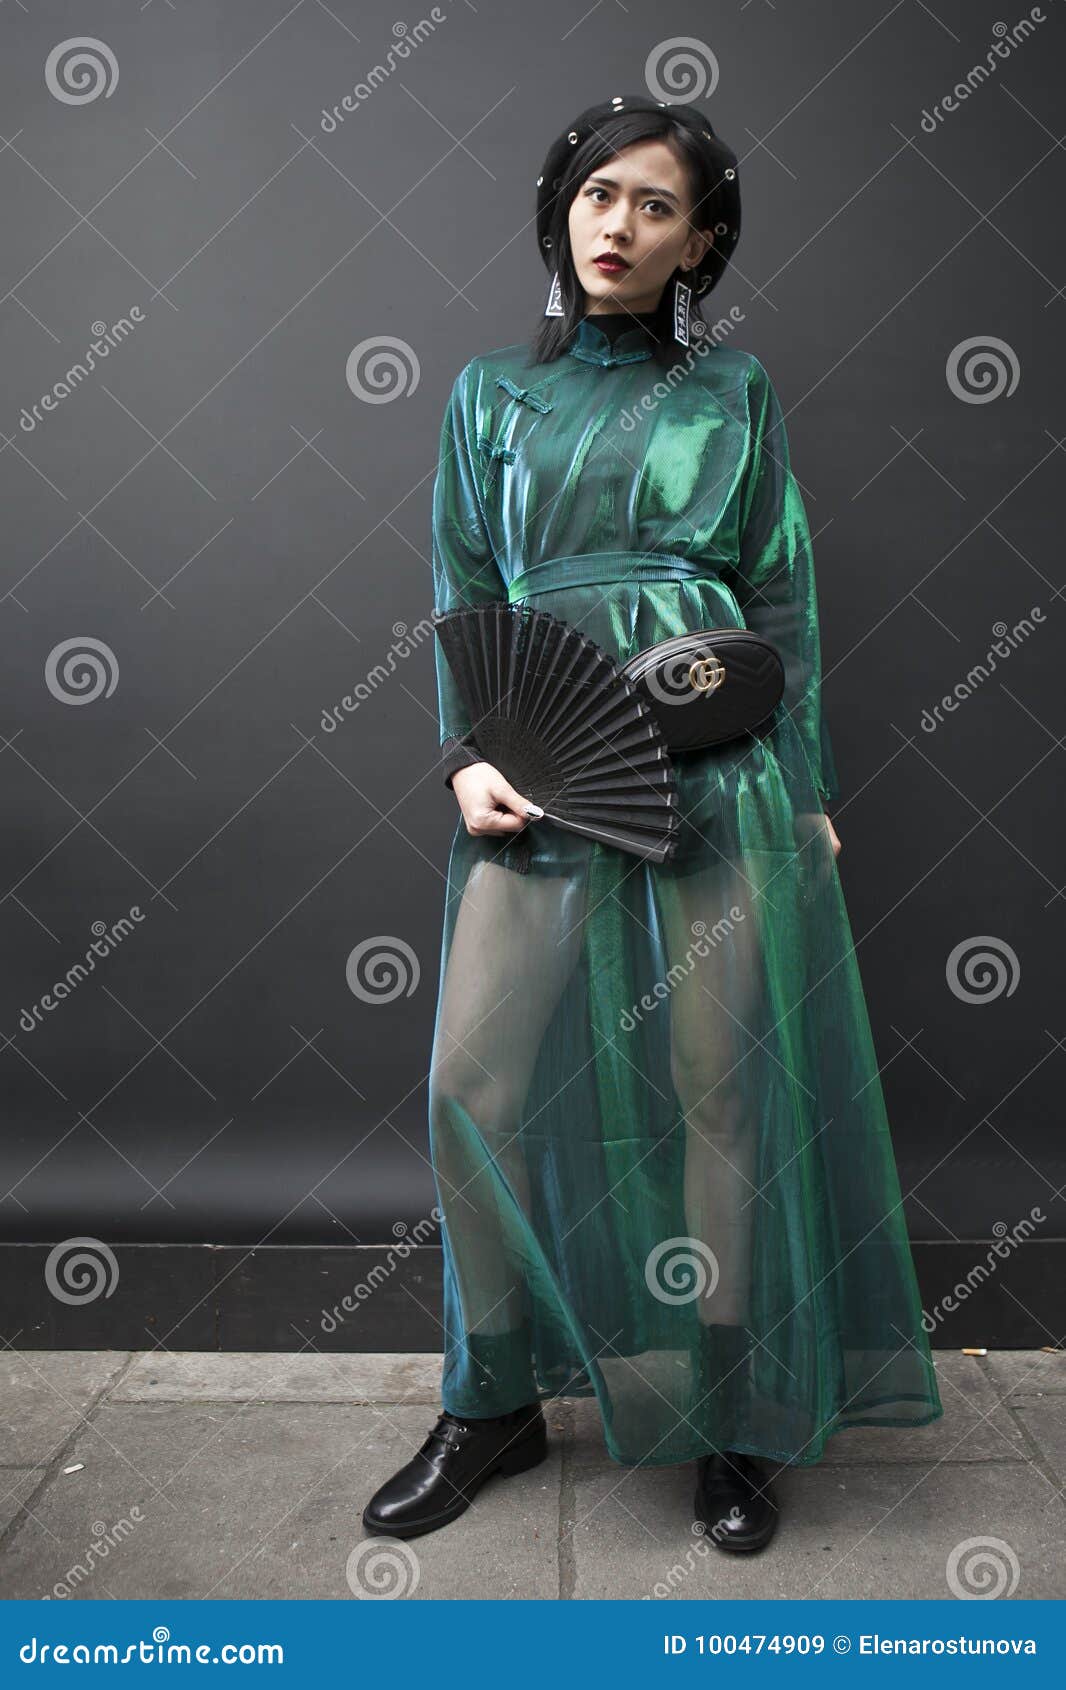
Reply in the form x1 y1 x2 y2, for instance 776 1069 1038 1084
427 725 942 1467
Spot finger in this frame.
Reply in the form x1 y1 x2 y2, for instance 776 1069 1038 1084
471 802 527 835
489 777 543 820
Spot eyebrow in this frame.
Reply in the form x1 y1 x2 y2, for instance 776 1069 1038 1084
585 174 681 207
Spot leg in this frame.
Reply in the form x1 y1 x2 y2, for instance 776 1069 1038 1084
656 858 766 1329
429 857 587 1398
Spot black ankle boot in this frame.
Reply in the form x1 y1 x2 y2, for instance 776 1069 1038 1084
362 1401 546 1539
694 1449 780 1553
691 1319 755 1441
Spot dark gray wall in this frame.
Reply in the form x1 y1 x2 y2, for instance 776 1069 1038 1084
2 3 1062 1312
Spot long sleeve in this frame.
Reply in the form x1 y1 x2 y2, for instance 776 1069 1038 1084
730 358 840 809
431 362 507 788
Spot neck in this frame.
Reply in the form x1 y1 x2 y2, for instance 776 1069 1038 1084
580 303 660 346
585 293 663 319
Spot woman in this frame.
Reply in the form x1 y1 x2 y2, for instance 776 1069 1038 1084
363 95 943 1552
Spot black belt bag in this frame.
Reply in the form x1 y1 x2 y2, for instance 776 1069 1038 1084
618 628 785 752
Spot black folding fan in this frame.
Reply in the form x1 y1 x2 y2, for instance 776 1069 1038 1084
432 603 680 863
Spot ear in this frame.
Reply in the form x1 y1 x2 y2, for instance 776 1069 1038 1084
683 229 714 270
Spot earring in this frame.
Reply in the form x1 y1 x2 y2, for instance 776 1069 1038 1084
673 272 692 348
544 271 564 317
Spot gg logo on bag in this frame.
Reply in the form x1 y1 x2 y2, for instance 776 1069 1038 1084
688 653 726 693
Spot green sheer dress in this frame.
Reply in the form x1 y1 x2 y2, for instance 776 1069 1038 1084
427 311 943 1467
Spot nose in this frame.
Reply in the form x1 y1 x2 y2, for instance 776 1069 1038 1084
603 204 633 246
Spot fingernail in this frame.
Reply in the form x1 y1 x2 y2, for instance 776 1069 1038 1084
525 803 544 818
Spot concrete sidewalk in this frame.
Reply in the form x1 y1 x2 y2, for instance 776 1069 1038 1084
0 1349 1063 1600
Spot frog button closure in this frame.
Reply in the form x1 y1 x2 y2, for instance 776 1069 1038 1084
495 375 555 414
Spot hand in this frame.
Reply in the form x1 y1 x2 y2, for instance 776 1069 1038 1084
824 811 842 858
451 761 544 837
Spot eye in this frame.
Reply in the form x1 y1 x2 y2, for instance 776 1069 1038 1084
582 186 671 214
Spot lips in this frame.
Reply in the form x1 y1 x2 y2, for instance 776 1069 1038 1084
593 254 631 274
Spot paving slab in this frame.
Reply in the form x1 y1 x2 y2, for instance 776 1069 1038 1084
0 1470 48 1537
0 1352 131 1467
112 1351 443 1404
0 1402 560 1600
983 1349 1066 1399
566 1458 1066 1600
1012 1400 1066 1491
817 1352 1028 1465
2 1349 1061 1602
568 1350 1028 1470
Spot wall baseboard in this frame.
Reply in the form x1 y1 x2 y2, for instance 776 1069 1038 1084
2 1241 1061 1351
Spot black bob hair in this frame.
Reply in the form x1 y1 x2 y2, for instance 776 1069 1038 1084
528 107 738 371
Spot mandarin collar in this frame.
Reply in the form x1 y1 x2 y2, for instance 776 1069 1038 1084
567 313 656 368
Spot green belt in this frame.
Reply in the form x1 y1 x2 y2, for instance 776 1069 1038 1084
506 550 725 603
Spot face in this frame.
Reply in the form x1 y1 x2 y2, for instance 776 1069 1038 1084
567 137 714 315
